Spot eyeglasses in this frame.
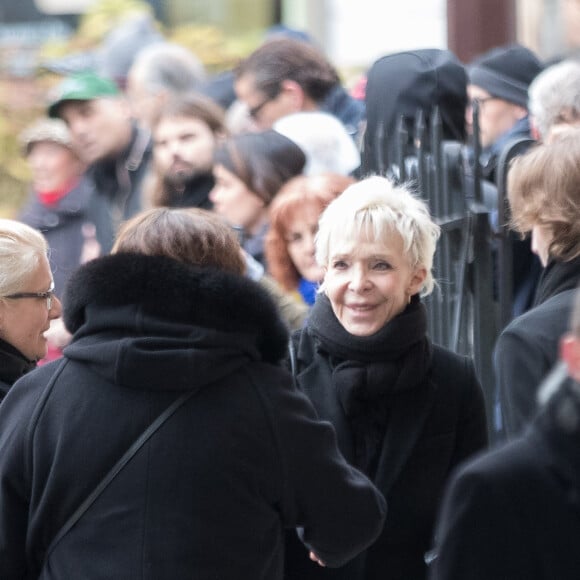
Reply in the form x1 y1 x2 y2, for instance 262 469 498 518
468 96 499 109
248 87 280 120
248 97 272 120
5 284 55 310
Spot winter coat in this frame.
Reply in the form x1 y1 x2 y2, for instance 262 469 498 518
18 176 94 298
0 338 35 403
430 378 580 580
0 253 386 580
87 124 152 254
496 255 580 437
285 299 488 580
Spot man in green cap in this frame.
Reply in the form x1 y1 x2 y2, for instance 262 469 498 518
48 71 152 254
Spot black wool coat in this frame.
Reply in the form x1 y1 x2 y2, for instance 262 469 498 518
0 253 386 580
0 338 35 403
285 327 488 580
496 256 580 438
430 378 580 580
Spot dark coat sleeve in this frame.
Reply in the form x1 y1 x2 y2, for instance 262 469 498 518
431 347 488 466
495 326 545 437
449 354 488 465
246 364 387 568
429 449 535 580
0 370 49 579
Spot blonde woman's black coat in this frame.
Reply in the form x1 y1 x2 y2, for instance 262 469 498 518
285 317 488 580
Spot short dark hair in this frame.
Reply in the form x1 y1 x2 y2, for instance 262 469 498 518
213 130 306 206
235 38 340 102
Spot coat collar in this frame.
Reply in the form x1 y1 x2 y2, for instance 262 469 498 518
295 331 436 489
63 253 289 366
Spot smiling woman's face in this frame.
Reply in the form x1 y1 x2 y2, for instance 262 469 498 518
323 233 426 336
0 254 62 361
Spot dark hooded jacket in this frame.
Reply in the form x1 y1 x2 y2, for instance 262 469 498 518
0 253 386 580
363 49 467 176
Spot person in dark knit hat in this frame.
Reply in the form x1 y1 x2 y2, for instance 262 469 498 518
466 44 544 324
466 43 543 179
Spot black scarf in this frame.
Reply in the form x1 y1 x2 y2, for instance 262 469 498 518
308 294 432 474
534 255 580 307
0 337 36 398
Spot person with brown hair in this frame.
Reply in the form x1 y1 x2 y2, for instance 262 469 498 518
234 37 364 138
0 206 386 579
147 93 227 210
495 131 580 437
210 130 306 267
265 173 355 306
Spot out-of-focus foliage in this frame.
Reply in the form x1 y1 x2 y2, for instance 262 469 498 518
0 0 267 215
168 24 261 73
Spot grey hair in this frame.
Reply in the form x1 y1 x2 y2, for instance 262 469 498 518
315 176 440 295
0 219 48 297
130 42 206 95
529 59 580 140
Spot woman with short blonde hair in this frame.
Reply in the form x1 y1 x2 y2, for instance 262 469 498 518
285 175 487 580
0 219 61 398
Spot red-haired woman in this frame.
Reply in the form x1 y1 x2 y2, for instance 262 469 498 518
265 173 355 306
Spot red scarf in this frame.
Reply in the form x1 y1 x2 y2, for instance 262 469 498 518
37 178 80 207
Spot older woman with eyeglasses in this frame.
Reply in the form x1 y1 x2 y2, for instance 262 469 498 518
0 219 62 400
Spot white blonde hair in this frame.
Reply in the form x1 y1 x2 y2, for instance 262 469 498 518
528 60 580 140
315 176 440 295
0 219 48 296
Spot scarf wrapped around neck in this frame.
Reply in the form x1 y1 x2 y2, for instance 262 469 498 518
308 293 432 474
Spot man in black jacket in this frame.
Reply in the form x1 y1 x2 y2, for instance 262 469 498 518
430 285 580 580
48 71 151 254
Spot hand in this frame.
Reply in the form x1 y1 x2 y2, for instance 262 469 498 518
309 552 326 567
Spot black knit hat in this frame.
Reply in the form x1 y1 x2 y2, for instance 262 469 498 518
468 44 543 108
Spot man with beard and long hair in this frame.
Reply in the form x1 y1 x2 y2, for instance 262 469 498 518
147 93 226 209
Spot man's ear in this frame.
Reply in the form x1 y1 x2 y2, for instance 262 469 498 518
560 333 580 381
279 79 307 111
512 103 528 122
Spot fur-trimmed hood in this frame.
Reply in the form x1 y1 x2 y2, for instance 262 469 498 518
62 253 289 391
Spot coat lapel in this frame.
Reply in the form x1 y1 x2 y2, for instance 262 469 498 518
297 361 356 462
374 379 437 492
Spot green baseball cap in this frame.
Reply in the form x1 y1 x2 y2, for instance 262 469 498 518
47 71 121 118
